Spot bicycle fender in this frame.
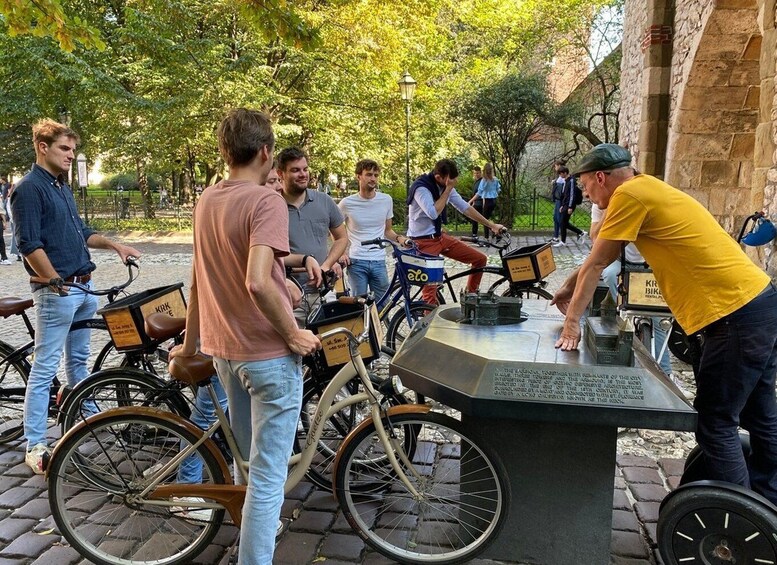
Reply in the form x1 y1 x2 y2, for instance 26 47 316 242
660 479 777 514
330 403 431 489
48 406 233 485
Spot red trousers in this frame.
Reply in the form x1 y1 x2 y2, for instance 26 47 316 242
413 233 487 304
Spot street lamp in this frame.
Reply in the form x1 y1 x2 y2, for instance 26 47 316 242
397 71 417 198
76 153 89 222
58 109 73 185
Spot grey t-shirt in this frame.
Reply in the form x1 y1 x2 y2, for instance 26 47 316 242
287 189 344 289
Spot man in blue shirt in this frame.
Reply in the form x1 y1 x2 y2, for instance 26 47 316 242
11 119 141 474
407 159 505 305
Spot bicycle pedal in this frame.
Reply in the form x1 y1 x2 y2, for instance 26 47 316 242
41 451 51 473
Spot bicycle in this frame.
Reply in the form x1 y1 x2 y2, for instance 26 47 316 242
0 260 153 443
46 296 510 565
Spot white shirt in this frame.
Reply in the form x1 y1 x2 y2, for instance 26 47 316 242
591 203 644 263
338 192 393 261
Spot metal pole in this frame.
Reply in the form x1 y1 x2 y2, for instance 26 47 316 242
405 101 411 229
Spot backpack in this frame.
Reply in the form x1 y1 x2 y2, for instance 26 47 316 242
572 179 583 206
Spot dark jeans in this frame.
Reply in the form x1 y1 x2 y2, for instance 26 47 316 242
553 201 562 238
471 198 496 237
0 218 7 260
689 283 777 504
559 207 583 242
470 198 483 236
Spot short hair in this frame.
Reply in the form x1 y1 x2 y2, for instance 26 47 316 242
558 166 569 174
433 159 459 179
472 166 482 173
217 109 274 168
277 147 308 171
32 119 79 153
355 159 380 175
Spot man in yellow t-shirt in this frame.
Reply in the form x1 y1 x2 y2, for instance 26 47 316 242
551 143 777 503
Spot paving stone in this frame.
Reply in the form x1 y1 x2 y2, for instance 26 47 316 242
319 533 365 561
31 544 82 565
190 542 231 564
613 489 631 510
0 531 59 558
617 455 658 469
332 511 354 534
630 483 669 502
614 476 626 489
274 531 321 564
0 488 42 510
0 478 24 493
289 510 335 532
645 522 659 547
11 498 52 520
0 451 24 466
611 556 652 565
622 466 662 485
362 552 402 565
22 476 49 490
211 524 239 548
634 501 661 524
33 516 59 535
612 509 641 532
0 558 29 565
4 463 35 478
667 476 681 490
0 518 36 543
610 530 650 558
303 490 340 512
658 458 685 477
286 481 315 501
281 498 303 519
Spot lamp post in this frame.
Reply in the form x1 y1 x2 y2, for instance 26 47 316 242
397 71 417 200
58 109 73 186
76 153 88 223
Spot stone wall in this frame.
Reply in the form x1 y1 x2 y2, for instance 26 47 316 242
617 0 646 161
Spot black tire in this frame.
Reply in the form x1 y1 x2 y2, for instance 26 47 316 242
0 340 31 444
635 317 654 354
436 266 508 304
667 320 692 364
681 433 752 485
658 485 777 565
48 411 227 565
295 368 408 491
334 411 510 564
386 302 436 351
59 368 190 435
92 340 169 375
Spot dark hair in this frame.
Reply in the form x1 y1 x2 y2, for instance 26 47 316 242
433 159 459 179
217 109 274 168
32 119 80 154
355 159 380 175
558 166 569 174
472 166 482 172
277 147 308 171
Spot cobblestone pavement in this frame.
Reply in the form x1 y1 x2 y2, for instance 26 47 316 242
0 231 686 564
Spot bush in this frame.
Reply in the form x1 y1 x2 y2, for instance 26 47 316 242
100 172 165 192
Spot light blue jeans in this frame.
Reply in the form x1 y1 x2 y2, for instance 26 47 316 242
347 258 389 299
213 354 302 564
25 283 98 448
601 260 672 374
177 376 229 483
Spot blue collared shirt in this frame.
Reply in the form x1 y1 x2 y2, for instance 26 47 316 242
407 184 470 237
10 164 96 278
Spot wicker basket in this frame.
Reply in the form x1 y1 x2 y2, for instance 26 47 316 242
98 283 187 351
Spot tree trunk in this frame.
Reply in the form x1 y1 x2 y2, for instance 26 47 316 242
136 160 155 219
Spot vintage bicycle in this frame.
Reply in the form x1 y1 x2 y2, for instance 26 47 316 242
46 296 510 565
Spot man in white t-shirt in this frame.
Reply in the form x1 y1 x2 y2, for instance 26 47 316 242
339 159 409 298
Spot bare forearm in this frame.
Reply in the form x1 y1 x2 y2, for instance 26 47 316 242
321 238 348 270
86 234 119 252
181 274 201 355
24 248 59 279
249 283 298 344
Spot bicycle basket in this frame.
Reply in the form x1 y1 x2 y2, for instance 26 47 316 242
397 249 445 286
502 243 556 283
307 301 382 368
621 265 669 312
97 283 187 351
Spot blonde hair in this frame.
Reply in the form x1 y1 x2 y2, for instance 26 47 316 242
32 119 79 155
483 162 495 180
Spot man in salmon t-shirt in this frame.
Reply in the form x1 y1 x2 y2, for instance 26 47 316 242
171 108 321 563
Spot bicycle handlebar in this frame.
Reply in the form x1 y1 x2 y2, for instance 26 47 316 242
30 258 140 299
459 233 512 250
318 296 375 346
360 237 415 250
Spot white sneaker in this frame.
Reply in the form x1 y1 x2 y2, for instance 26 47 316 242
577 231 588 241
550 237 559 243
25 443 50 475
670 374 694 401
552 241 566 247
171 496 213 522
0 259 11 265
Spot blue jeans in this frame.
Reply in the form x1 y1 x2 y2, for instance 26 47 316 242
24 283 98 448
601 260 672 374
213 354 302 564
553 201 562 238
347 258 389 299
691 284 777 504
177 376 229 483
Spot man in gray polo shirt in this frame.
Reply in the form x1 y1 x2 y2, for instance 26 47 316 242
278 147 347 296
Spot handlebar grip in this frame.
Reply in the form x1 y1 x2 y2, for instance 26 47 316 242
360 238 383 246
125 257 140 267
460 236 478 243
337 296 364 305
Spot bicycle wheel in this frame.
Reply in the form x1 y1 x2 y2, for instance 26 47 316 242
667 320 692 364
48 411 227 565
0 340 30 444
296 369 408 491
335 411 509 564
59 368 190 434
386 302 436 352
436 267 507 304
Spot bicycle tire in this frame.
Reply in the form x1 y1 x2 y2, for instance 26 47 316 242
438 268 553 302
58 368 190 435
386 302 436 352
296 369 408 491
667 320 692 364
436 266 507 304
92 340 170 375
0 340 31 444
334 411 510 564
48 410 227 565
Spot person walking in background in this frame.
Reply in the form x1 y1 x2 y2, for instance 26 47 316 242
338 159 409 298
407 159 506 305
550 166 567 243
467 166 483 237
472 162 501 239
11 119 141 474
0 199 10 265
0 177 13 264
170 109 321 563
554 168 586 247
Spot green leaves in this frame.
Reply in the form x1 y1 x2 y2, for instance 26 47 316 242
0 0 105 51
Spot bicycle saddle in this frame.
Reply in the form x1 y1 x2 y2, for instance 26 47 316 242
144 313 186 341
169 353 215 386
0 297 34 318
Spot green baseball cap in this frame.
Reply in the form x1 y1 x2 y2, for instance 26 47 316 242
573 144 633 175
